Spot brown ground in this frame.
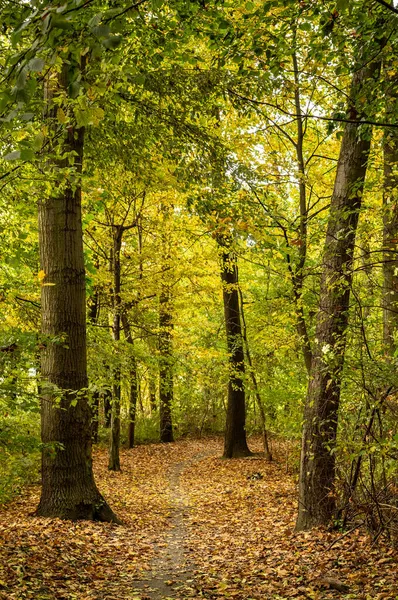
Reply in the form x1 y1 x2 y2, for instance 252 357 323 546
0 437 397 599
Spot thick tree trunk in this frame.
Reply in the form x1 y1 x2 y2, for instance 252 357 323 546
296 61 380 531
109 228 122 471
159 288 174 443
218 238 251 458
36 64 119 523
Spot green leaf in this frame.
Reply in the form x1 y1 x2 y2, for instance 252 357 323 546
4 151 21 160
27 58 45 72
102 35 123 49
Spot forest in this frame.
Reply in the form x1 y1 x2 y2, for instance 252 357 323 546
0 0 398 598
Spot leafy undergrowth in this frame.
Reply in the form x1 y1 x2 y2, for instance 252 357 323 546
0 437 396 600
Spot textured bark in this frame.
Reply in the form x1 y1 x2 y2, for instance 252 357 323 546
218 239 251 459
296 61 380 531
108 228 122 471
36 64 119 523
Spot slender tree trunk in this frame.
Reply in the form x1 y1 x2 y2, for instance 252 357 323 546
218 237 251 458
149 374 157 413
122 313 138 448
383 101 398 354
159 203 174 443
296 60 380 530
159 287 174 443
88 289 100 443
291 48 312 375
103 388 112 428
109 228 122 471
36 63 119 522
239 289 272 460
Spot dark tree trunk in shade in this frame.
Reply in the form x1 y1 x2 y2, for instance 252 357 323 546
88 290 99 443
239 289 272 461
218 237 251 459
159 288 174 443
122 313 138 448
296 60 380 531
108 228 122 471
149 375 157 413
158 202 174 443
36 63 119 523
103 389 112 428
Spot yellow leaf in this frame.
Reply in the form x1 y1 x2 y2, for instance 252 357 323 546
57 107 67 124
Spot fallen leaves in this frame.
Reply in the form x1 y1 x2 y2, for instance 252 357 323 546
0 437 397 599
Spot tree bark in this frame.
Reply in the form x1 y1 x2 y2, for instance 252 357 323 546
159 287 174 443
383 81 398 354
239 289 272 460
36 63 119 522
122 313 138 448
88 289 100 443
296 61 380 530
292 47 312 375
218 237 251 458
158 202 174 443
108 227 122 471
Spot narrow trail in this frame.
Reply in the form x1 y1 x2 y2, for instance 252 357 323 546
132 451 216 600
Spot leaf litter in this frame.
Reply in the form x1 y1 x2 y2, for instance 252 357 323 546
0 438 396 600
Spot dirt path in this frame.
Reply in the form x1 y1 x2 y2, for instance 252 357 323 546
132 452 215 600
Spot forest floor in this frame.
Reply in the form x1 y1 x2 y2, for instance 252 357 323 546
0 437 397 600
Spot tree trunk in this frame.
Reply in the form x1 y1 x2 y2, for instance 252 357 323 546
108 227 122 471
149 374 157 413
159 287 174 443
122 313 138 448
239 289 272 460
292 47 312 375
36 63 119 523
158 202 174 443
103 388 112 428
88 289 100 443
218 237 251 458
296 61 380 531
383 97 398 354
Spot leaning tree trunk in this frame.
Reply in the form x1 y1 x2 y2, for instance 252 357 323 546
296 60 380 531
36 63 119 522
218 237 251 458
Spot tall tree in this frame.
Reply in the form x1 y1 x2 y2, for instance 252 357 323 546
218 235 251 458
296 57 381 531
159 203 174 443
37 62 118 521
